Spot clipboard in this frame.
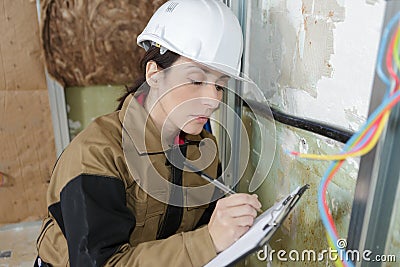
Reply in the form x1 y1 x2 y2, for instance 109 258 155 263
204 184 310 267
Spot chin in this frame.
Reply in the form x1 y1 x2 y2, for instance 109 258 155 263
182 124 204 135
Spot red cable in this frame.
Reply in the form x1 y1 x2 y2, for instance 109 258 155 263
320 24 400 267
386 29 400 88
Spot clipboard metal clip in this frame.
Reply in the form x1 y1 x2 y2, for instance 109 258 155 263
259 184 310 246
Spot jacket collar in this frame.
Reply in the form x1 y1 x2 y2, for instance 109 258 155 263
119 91 208 155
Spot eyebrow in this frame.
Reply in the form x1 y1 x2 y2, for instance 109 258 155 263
185 65 230 80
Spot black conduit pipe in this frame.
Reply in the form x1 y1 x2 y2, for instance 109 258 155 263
243 99 354 144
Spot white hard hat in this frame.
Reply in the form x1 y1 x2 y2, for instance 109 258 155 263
137 0 244 80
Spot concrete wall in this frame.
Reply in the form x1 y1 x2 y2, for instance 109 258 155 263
244 0 385 129
236 0 394 266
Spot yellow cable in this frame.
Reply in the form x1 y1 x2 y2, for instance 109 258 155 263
326 232 345 267
296 112 390 161
320 24 400 267
394 24 400 71
298 25 400 162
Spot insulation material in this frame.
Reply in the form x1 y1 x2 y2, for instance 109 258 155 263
0 0 56 224
0 0 47 91
41 0 167 87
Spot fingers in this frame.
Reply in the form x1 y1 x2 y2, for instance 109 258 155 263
233 215 255 227
223 204 258 218
218 193 262 211
208 193 263 252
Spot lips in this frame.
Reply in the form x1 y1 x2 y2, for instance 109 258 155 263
192 115 209 123
195 118 208 124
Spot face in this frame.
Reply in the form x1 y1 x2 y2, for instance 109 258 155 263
149 57 230 136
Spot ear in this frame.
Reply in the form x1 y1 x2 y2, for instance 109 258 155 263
146 61 161 88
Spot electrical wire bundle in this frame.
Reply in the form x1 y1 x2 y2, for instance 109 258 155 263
289 12 400 267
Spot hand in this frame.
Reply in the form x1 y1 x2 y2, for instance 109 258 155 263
208 194 262 253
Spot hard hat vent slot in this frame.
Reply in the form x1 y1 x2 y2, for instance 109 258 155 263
166 2 179 13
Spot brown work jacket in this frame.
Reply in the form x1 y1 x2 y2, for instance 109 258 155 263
36 92 219 266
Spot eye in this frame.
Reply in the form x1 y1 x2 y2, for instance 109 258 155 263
215 85 226 92
189 79 225 92
190 79 205 86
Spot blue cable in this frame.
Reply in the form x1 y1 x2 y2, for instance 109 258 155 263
376 12 400 89
317 11 400 267
318 162 355 267
318 82 400 267
351 125 376 152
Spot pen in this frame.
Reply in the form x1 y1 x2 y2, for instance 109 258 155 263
183 161 263 213
183 161 236 195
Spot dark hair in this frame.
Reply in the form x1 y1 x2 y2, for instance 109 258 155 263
117 47 180 110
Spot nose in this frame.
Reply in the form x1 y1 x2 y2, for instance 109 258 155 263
199 83 222 109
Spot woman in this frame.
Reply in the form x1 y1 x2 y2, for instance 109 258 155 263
35 0 261 266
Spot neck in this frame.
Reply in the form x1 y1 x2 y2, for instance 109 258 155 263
144 90 180 145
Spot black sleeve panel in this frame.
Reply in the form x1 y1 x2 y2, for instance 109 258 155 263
194 162 222 228
60 174 135 267
48 202 66 236
195 200 216 228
